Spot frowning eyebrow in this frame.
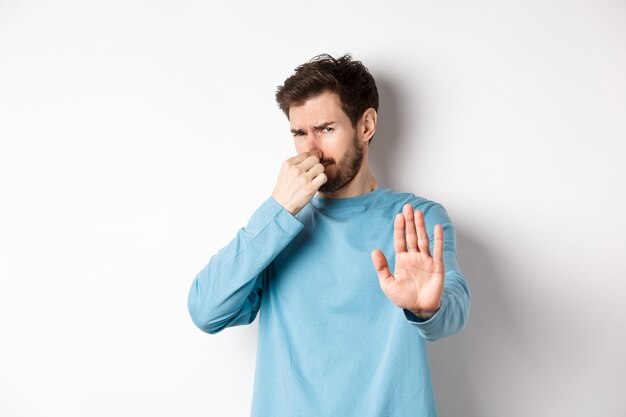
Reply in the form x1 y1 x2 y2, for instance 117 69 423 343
290 121 335 135
314 121 335 130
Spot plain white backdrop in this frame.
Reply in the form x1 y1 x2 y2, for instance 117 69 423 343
1 1 625 416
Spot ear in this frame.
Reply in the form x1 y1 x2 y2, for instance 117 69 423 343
359 108 377 143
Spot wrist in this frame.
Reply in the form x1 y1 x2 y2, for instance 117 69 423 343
271 194 299 216
409 302 441 320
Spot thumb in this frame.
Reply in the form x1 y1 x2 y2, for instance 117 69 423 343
371 249 393 283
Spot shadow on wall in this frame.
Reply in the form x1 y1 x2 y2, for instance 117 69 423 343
368 75 409 188
427 230 514 417
373 76 525 416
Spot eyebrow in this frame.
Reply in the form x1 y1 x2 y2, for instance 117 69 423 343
290 121 335 135
314 121 335 130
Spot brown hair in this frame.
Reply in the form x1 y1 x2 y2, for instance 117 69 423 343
275 53 379 128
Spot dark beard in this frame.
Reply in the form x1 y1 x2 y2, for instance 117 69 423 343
318 134 364 194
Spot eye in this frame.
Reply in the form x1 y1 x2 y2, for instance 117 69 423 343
292 131 304 137
321 127 333 133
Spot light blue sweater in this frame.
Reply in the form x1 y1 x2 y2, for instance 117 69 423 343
188 187 470 417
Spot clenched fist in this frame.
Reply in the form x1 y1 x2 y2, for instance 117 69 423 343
272 151 327 215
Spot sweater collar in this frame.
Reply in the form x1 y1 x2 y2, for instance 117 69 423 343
311 187 392 212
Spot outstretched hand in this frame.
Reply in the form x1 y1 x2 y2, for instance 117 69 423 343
371 204 445 319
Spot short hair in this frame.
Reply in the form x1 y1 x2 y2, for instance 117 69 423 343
275 53 379 128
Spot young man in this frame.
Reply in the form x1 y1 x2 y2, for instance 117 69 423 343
188 54 470 417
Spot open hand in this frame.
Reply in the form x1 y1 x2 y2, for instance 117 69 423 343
371 204 445 319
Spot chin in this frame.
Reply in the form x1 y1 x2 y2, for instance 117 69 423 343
319 180 341 194
319 177 353 195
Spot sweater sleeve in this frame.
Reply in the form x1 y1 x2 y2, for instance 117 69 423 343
187 196 304 334
403 202 471 341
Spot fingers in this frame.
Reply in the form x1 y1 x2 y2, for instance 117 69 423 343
432 224 444 262
414 209 431 255
305 162 325 181
371 249 393 283
299 154 321 172
398 204 432 255
394 213 407 253
311 171 328 188
284 152 321 175
403 204 418 251
286 152 311 165
287 150 320 163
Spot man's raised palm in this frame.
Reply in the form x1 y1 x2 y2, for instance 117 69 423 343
371 204 445 318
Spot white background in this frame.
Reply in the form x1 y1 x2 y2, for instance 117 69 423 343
1 1 625 416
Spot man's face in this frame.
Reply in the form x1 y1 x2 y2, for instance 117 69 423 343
288 91 365 194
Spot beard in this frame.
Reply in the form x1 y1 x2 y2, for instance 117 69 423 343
318 133 365 194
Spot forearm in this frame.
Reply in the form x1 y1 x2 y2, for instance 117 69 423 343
187 196 303 333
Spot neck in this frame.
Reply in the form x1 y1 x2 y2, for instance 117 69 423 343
318 159 379 199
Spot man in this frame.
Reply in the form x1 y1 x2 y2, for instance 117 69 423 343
188 54 470 417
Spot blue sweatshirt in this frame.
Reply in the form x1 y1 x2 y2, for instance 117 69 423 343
188 187 470 417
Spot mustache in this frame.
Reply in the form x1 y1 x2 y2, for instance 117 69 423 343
320 158 335 165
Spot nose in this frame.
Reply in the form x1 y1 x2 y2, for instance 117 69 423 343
301 134 323 159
